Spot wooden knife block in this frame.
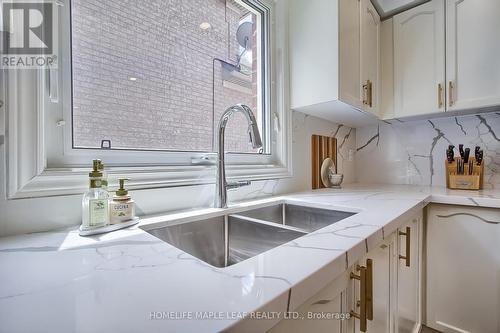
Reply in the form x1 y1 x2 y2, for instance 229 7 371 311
445 157 484 190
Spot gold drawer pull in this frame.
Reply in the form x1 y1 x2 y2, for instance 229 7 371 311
362 80 373 107
362 83 368 105
366 259 373 321
367 80 373 107
350 264 368 332
449 81 454 107
438 83 443 108
399 226 411 267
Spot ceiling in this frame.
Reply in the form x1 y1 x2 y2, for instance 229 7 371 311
371 0 431 19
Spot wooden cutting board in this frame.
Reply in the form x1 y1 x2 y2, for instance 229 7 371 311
311 135 337 189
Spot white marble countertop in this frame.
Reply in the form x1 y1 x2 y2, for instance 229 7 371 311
0 184 499 333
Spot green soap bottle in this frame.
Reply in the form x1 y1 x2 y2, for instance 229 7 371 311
81 159 109 230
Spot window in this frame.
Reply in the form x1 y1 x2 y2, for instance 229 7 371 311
70 0 268 154
4 0 291 198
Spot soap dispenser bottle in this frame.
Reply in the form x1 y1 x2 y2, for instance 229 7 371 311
109 178 135 224
82 160 110 230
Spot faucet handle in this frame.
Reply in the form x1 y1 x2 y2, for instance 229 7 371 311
226 180 251 190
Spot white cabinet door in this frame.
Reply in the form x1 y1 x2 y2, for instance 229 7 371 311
393 0 445 117
360 0 380 116
339 0 362 110
363 240 392 333
346 237 393 333
445 0 500 111
268 271 349 333
395 214 422 333
289 0 340 109
427 204 500 333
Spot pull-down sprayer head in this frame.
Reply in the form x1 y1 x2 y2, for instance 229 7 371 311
243 107 263 149
218 104 262 150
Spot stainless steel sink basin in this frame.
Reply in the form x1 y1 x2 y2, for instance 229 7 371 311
143 202 356 268
235 203 356 233
145 215 305 268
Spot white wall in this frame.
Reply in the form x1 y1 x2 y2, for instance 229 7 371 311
0 111 356 237
355 112 500 188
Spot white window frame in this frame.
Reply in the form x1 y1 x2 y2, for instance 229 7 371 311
3 0 292 199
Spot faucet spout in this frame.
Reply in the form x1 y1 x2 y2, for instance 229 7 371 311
215 104 262 208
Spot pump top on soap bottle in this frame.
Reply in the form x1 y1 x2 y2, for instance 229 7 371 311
97 160 108 190
89 159 103 187
116 178 130 197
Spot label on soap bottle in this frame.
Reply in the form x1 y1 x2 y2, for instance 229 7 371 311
110 202 134 224
89 199 108 227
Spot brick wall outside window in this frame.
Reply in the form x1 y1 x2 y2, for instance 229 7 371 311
72 0 262 153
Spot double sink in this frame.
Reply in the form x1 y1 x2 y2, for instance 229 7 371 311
143 202 356 268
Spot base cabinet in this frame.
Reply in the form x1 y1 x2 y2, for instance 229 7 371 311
270 204 500 333
426 204 500 333
395 214 422 333
349 214 422 333
268 271 349 333
347 238 393 333
269 212 423 333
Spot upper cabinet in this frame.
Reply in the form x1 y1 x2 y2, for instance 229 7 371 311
290 0 500 122
393 0 446 117
446 0 500 111
338 0 362 110
289 0 380 127
390 0 500 119
289 0 339 111
360 0 381 116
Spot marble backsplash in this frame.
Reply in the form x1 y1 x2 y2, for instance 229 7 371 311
355 112 500 189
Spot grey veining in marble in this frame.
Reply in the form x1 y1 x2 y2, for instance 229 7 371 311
436 212 500 224
356 112 500 189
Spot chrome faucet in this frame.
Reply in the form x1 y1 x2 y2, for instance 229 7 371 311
215 104 263 208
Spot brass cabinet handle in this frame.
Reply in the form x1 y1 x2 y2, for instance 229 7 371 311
438 83 443 108
350 264 368 332
366 259 373 321
399 226 411 267
362 83 368 105
368 80 373 107
448 81 454 107
362 80 373 107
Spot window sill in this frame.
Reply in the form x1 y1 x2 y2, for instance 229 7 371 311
9 163 292 199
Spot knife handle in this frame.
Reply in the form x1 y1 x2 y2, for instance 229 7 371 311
446 149 454 163
448 145 455 163
464 148 470 164
476 151 483 166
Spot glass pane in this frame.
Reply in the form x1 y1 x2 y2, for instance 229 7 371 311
71 0 265 153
